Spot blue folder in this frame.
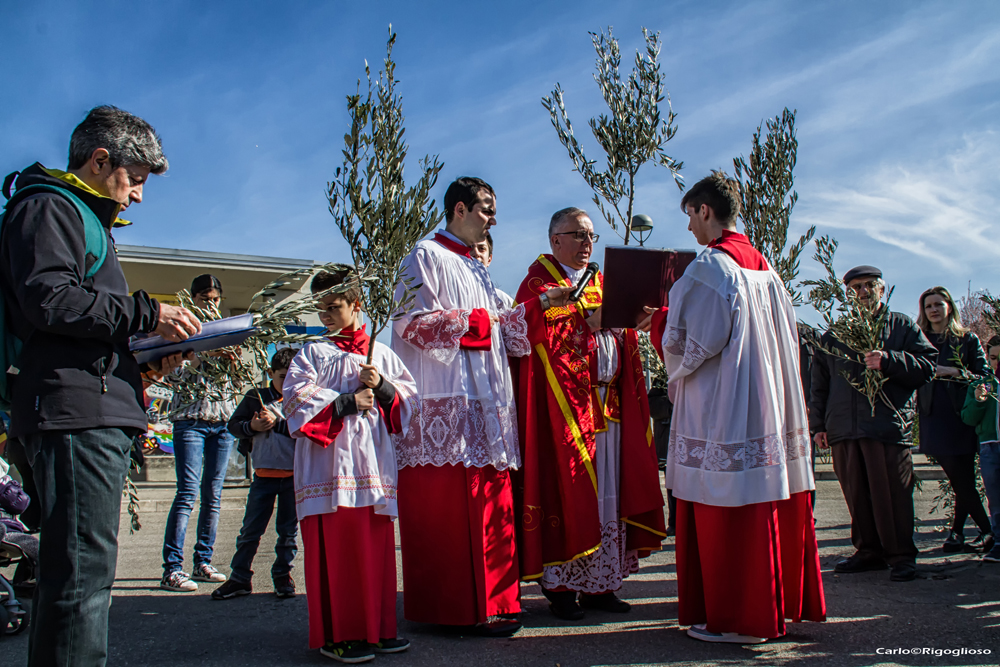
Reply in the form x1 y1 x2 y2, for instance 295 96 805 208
130 313 258 365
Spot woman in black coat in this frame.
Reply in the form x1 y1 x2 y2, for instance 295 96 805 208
917 286 993 553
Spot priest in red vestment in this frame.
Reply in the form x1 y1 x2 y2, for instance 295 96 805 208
514 207 666 621
390 177 575 637
640 172 826 644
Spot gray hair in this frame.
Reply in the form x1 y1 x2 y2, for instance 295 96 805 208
68 106 168 174
547 207 588 237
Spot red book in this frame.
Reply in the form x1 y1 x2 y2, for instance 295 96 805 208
602 246 697 329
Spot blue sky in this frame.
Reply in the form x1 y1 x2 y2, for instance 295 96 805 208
2 0 999 324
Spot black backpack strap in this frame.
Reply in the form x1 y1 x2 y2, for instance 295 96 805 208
2 172 19 201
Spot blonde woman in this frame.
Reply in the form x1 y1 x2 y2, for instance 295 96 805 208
917 286 993 554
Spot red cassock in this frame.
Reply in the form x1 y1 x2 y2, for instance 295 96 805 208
301 508 397 647
655 232 826 638
397 463 520 624
512 254 666 581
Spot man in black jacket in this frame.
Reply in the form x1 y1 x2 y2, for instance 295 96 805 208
0 106 201 666
809 265 936 583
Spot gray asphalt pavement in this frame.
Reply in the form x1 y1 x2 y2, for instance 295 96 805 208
2 479 999 666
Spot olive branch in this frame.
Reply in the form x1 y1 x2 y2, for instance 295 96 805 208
151 263 356 408
801 236 902 421
327 27 444 364
733 108 815 305
542 26 683 245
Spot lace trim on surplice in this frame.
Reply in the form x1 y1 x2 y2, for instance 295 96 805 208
541 520 639 593
670 427 811 472
499 302 530 358
391 396 521 470
401 309 472 364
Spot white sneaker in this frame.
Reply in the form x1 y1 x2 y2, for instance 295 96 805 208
191 563 227 583
687 623 766 644
160 571 198 592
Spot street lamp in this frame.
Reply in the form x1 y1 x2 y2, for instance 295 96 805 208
630 214 654 246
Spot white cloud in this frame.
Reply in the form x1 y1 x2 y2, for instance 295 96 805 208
797 130 1000 273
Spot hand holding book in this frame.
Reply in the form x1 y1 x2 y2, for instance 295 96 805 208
154 304 202 341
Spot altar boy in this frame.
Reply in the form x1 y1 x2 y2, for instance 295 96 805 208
284 269 417 664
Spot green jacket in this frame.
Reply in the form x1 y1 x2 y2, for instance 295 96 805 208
960 377 1000 443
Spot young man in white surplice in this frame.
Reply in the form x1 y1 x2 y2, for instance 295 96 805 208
390 176 574 636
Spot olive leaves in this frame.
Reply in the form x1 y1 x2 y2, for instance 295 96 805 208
327 27 443 364
543 27 683 245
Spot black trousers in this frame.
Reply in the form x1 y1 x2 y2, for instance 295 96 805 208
23 427 134 667
832 438 918 565
936 453 991 535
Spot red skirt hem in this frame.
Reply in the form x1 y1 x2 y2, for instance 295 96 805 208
675 491 826 638
301 508 397 647
398 464 521 624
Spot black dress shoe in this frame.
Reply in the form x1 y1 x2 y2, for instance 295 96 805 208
889 561 917 582
969 532 995 553
543 589 585 621
475 619 522 637
833 553 888 573
943 530 965 553
580 592 631 613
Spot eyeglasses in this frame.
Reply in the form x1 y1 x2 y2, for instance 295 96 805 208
849 280 880 293
554 231 600 243
196 295 225 304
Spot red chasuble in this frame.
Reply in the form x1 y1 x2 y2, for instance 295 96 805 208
513 254 665 580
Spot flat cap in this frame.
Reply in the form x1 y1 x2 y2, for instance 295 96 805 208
842 265 882 285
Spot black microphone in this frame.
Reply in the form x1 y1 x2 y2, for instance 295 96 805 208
570 262 600 302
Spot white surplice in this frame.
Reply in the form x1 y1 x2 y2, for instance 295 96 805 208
662 248 813 508
283 340 416 521
390 230 532 471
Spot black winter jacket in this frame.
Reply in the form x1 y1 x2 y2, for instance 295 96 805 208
808 309 936 446
0 164 160 437
917 331 988 416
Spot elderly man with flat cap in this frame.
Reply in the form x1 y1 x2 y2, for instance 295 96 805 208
810 265 936 582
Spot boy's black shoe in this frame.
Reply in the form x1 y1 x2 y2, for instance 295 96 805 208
889 561 917 582
373 637 410 653
943 530 965 553
833 553 888 573
320 641 375 663
211 579 252 600
274 574 296 598
580 592 631 613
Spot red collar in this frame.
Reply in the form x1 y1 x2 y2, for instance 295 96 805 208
707 230 769 271
434 232 472 258
328 324 370 356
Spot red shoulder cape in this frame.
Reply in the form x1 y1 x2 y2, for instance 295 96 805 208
707 230 769 271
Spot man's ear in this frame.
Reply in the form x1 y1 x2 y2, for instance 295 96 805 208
87 148 111 175
353 300 363 313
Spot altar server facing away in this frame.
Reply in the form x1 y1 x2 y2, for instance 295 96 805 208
641 171 826 643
